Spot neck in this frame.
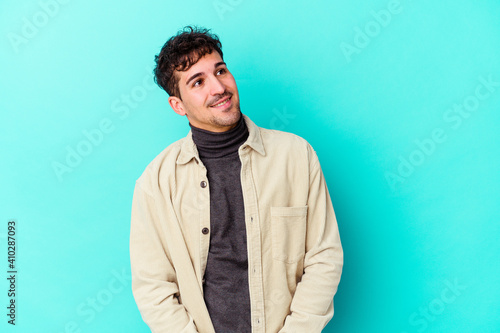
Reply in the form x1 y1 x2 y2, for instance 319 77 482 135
190 115 249 159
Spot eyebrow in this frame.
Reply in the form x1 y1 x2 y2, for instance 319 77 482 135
185 61 227 86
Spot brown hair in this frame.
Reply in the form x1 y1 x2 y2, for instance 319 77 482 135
154 26 223 98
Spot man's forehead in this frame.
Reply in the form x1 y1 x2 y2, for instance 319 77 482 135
187 52 222 69
178 53 225 82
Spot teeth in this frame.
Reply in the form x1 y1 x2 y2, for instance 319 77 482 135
213 98 229 107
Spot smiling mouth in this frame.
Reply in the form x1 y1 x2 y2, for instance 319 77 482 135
210 96 231 108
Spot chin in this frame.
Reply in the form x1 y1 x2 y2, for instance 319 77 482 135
221 109 241 128
232 108 242 122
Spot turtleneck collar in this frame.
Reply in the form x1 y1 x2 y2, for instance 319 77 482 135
189 114 249 159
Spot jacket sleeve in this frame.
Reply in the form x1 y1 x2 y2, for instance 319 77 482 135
279 148 344 332
130 181 199 333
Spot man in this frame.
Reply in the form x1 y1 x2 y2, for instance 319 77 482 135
130 26 343 333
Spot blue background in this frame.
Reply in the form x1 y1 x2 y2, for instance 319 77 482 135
1 0 499 332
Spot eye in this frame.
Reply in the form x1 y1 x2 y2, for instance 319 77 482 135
193 79 203 87
216 68 226 75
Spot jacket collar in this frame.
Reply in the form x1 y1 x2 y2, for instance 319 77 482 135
176 114 266 165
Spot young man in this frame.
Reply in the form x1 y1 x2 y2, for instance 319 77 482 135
130 26 343 333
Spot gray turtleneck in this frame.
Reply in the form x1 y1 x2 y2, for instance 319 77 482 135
189 114 251 333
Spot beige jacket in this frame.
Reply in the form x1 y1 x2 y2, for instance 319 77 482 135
130 114 343 333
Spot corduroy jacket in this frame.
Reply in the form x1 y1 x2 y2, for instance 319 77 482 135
130 114 343 333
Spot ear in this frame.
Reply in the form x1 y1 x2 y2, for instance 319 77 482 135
168 96 186 116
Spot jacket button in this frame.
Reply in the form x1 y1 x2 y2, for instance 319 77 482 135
202 227 209 235
200 181 207 188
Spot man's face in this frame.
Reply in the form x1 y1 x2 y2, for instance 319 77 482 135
168 51 241 132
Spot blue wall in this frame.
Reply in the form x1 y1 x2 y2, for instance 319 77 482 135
1 0 499 332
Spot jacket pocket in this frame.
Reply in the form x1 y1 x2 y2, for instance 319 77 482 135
271 206 308 263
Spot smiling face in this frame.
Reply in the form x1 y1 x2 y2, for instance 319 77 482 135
168 51 241 132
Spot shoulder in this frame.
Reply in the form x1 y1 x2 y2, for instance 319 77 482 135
134 136 187 195
258 126 316 158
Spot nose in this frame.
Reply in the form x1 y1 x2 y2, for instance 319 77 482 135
209 75 225 95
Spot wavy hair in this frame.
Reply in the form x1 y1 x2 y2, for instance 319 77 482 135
154 26 223 98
